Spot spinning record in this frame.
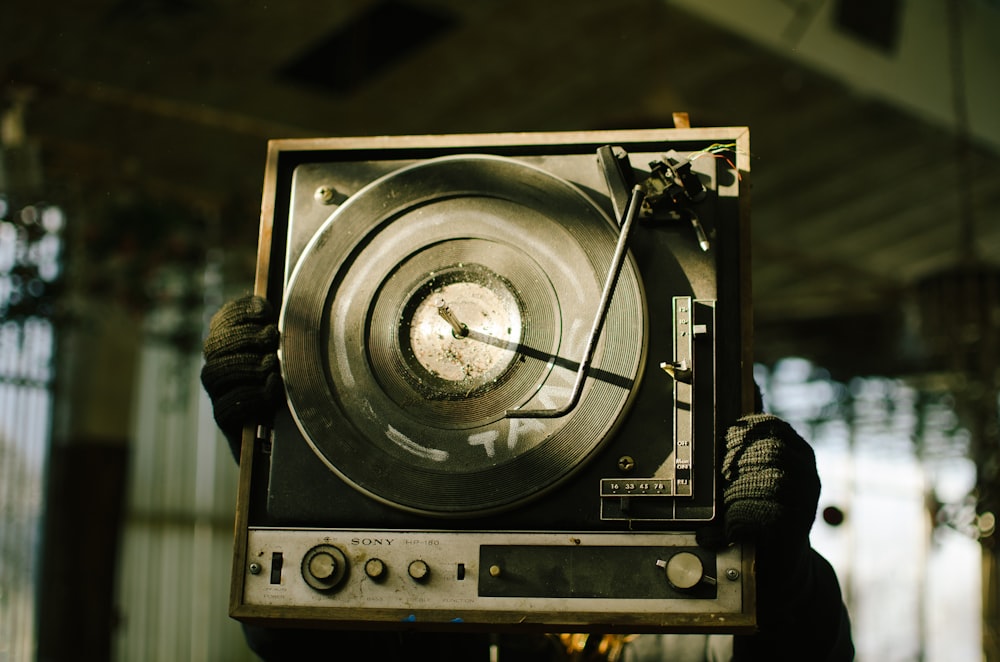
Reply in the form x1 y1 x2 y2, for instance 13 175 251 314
280 154 647 516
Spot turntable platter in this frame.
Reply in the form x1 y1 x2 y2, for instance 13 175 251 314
280 154 647 516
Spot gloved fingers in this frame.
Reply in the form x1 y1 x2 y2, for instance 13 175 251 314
723 414 817 482
720 413 821 543
201 352 281 398
203 295 279 357
203 321 279 359
210 375 285 438
722 498 784 541
215 371 283 409
207 295 276 333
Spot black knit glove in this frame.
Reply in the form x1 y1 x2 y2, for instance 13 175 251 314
200 295 283 457
720 413 820 547
715 414 853 661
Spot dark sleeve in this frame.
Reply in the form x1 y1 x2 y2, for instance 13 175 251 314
240 625 559 661
733 549 854 661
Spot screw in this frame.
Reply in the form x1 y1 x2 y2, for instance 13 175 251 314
249 563 261 575
314 186 337 205
725 568 740 581
618 455 635 472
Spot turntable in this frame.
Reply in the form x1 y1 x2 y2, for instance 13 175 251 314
230 128 755 632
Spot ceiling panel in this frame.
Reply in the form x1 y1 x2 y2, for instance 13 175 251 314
2 0 997 378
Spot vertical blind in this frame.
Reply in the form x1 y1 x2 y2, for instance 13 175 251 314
0 198 61 662
113 266 255 661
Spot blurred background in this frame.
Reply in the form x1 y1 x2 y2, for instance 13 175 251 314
1 0 998 660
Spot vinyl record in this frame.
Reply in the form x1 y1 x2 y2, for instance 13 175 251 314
280 154 647 516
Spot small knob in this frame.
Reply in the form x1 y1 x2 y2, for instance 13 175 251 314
408 559 430 582
365 558 387 580
658 552 704 590
308 552 338 580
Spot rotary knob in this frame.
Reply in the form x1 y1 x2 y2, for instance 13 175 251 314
365 558 387 580
657 552 710 591
408 559 430 582
301 544 349 592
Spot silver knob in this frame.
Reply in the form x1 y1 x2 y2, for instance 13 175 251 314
657 552 705 590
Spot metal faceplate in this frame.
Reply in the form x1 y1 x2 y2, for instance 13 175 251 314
242 529 750 631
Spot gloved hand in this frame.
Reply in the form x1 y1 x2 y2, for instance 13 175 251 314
712 414 853 661
719 413 820 552
200 295 283 457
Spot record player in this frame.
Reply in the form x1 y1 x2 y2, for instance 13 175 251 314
230 127 755 632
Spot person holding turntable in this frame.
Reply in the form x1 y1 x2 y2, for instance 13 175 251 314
201 295 854 661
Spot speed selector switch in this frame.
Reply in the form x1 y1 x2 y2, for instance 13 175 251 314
301 544 348 592
657 552 713 591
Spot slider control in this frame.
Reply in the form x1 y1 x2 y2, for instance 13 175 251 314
270 552 283 585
